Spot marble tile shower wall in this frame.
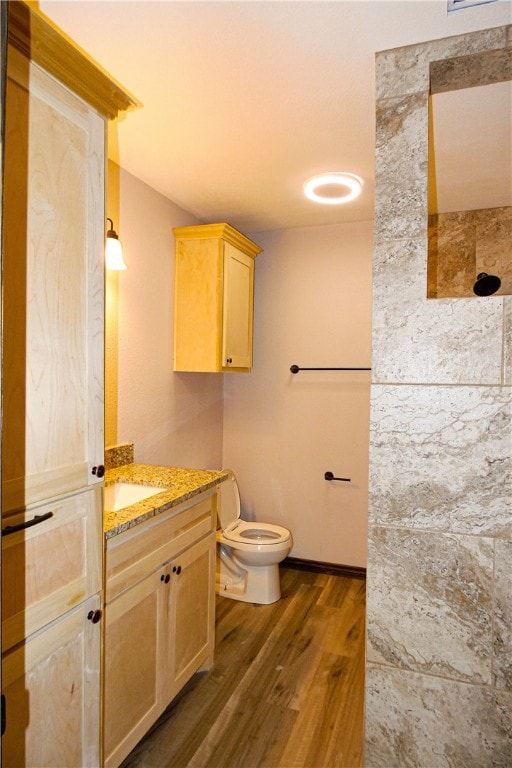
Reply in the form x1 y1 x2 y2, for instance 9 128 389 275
428 207 512 298
365 27 512 768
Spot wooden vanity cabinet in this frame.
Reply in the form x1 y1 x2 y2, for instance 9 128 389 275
103 493 216 768
173 223 262 372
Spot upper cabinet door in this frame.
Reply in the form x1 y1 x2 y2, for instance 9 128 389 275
222 242 255 370
2 48 105 514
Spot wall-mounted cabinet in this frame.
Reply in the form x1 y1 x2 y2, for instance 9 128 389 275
173 223 262 372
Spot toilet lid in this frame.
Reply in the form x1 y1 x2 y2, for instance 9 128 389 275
218 472 241 530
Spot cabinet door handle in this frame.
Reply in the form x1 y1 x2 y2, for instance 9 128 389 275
226 358 232 365
172 565 182 575
161 573 170 583
2 511 53 537
92 464 105 478
87 609 102 624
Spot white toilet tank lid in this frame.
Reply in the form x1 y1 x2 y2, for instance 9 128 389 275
218 472 241 530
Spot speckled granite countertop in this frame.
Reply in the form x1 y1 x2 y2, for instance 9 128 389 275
104 464 229 539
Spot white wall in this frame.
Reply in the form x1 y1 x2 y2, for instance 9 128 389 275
108 164 373 566
107 163 224 470
223 222 373 567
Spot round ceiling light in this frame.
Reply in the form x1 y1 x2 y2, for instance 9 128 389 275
303 172 363 204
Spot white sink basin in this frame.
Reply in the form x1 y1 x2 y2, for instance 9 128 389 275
104 482 166 512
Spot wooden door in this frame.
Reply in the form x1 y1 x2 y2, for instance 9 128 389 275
2 594 101 768
173 235 223 372
167 533 215 701
222 242 254 370
1 486 102 652
103 568 166 768
2 45 105 516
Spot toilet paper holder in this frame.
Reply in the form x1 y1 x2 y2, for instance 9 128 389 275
324 471 351 482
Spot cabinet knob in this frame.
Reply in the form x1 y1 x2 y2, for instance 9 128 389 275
226 358 232 365
172 565 182 575
92 465 105 478
87 609 102 624
161 573 170 583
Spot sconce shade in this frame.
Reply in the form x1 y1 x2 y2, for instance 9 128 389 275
106 218 127 270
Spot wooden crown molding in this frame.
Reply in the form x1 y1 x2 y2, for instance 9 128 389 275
8 1 140 119
173 223 263 259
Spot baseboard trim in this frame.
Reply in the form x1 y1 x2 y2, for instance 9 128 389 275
282 556 366 580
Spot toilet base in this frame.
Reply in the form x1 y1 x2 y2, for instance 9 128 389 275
216 550 282 604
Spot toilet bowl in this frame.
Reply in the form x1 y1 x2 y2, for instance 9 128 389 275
216 472 292 604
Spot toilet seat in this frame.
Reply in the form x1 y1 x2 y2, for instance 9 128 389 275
222 520 291 546
217 472 291 548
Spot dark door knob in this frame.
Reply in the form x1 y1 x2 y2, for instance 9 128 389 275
92 465 105 478
87 609 102 624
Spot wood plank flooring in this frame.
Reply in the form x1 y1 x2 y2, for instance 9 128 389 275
121 566 366 768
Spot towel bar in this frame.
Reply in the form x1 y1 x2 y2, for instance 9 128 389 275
290 364 370 374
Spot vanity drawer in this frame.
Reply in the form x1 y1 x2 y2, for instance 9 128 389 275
1 486 103 652
106 494 215 603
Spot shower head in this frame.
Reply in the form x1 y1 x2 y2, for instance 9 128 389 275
473 272 501 297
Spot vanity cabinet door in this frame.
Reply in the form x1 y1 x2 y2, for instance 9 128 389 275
103 567 167 768
166 532 216 700
1 594 101 768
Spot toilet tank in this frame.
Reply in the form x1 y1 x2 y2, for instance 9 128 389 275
217 472 241 530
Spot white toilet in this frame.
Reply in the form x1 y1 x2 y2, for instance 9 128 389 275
216 472 292 604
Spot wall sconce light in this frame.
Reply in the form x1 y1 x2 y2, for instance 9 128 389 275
106 218 127 270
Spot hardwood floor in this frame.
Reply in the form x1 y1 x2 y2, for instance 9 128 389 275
121 566 366 768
